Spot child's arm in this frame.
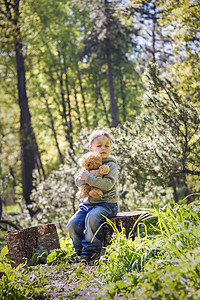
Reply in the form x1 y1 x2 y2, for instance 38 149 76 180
75 169 88 187
85 162 118 192
79 170 90 180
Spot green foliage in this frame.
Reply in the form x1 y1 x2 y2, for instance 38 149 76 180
0 2 199 297
47 237 74 265
0 236 75 298
98 216 163 283
29 67 200 225
1 0 199 216
29 139 87 233
108 63 199 209
46 249 67 265
1 62 198 235
28 246 49 266
0 246 46 299
98 201 200 299
1 204 200 299
136 215 159 238
27 237 74 266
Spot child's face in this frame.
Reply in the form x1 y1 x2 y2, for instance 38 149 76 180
89 136 111 159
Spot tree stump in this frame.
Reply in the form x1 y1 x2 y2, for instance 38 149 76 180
5 223 60 267
102 211 149 247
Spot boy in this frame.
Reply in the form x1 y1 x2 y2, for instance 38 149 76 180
67 130 118 262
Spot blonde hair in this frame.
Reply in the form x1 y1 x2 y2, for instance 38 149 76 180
89 130 111 146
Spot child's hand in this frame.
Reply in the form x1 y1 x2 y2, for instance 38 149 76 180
90 170 100 177
80 170 89 180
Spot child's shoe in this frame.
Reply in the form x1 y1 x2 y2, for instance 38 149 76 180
80 248 100 263
67 250 82 263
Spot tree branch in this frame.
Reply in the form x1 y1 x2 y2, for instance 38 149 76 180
174 168 200 176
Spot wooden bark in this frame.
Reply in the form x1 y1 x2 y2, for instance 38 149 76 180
104 0 118 128
64 62 73 134
44 94 64 164
94 75 110 126
56 53 74 152
76 62 89 128
14 17 36 215
105 35 118 128
102 211 149 247
6 224 60 267
73 84 82 131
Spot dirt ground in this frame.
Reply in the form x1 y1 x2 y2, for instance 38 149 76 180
40 262 106 299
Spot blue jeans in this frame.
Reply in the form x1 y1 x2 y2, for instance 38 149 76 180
67 202 118 252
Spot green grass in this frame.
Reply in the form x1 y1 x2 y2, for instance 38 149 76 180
97 201 200 299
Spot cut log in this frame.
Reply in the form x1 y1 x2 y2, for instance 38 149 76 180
102 211 149 247
5 223 60 267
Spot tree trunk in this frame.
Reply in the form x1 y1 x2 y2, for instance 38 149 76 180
65 72 73 133
102 211 149 247
16 44 35 216
73 84 82 131
105 37 118 128
104 0 118 128
170 175 179 203
76 62 89 128
94 93 99 127
35 145 46 180
63 58 73 133
56 67 74 152
43 94 64 164
119 66 126 123
94 74 110 126
6 224 60 267
13 0 38 216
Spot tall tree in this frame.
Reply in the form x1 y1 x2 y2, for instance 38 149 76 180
79 0 119 127
104 0 118 127
79 0 141 127
1 0 43 215
41 91 64 165
126 0 174 70
159 0 200 106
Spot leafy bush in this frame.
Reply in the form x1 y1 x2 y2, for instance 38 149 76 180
109 63 200 208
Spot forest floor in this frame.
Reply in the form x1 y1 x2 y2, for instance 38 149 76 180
35 261 107 299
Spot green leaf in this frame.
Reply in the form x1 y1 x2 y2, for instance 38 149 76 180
1 246 8 256
115 280 128 290
47 251 56 264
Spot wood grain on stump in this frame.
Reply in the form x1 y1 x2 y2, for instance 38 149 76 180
5 223 60 267
102 211 149 247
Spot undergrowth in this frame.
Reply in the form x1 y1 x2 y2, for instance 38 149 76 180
0 200 200 299
97 200 200 299
0 246 47 299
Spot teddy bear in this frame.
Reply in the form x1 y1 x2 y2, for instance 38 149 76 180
77 152 110 199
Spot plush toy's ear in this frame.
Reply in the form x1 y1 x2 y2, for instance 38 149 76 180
78 154 88 167
78 152 91 167
78 157 84 167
